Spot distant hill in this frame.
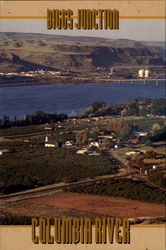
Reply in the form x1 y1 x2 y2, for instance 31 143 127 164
140 41 165 59
0 51 55 72
141 41 165 49
0 32 164 72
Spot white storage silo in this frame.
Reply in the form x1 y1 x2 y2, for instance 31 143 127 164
138 69 144 78
144 69 149 78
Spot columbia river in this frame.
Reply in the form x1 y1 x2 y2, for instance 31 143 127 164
0 81 165 119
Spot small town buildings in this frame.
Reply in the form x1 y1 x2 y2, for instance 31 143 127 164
45 136 59 148
0 149 10 156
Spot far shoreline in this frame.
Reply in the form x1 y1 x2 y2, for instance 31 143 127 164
0 78 165 88
0 80 107 88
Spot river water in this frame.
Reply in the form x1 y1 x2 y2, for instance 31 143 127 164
0 81 165 119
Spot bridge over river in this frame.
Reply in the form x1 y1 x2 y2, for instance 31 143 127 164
107 78 165 86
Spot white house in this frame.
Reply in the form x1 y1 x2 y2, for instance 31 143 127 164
0 149 10 156
45 136 59 148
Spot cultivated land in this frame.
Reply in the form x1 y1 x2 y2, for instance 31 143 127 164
0 113 165 192
0 99 165 224
0 192 165 219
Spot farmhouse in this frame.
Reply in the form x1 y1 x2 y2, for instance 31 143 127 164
45 136 59 148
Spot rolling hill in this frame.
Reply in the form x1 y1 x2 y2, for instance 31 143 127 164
0 32 165 73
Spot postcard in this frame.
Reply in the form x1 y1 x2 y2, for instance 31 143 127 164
0 0 165 249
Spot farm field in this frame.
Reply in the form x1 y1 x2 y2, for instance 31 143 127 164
1 192 165 220
0 147 118 194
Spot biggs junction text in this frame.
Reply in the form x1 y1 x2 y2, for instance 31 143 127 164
47 9 119 30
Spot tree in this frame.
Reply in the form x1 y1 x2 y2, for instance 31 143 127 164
91 101 106 112
119 127 131 139
128 156 145 169
107 120 129 133
2 115 10 128
76 131 88 145
151 123 161 134
144 150 157 159
150 127 166 142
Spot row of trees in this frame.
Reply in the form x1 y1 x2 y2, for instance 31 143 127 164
69 178 165 204
0 147 118 194
83 98 166 118
0 98 165 129
148 127 166 142
0 214 32 225
0 111 68 129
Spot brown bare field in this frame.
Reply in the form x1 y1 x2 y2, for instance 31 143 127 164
1 192 165 219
